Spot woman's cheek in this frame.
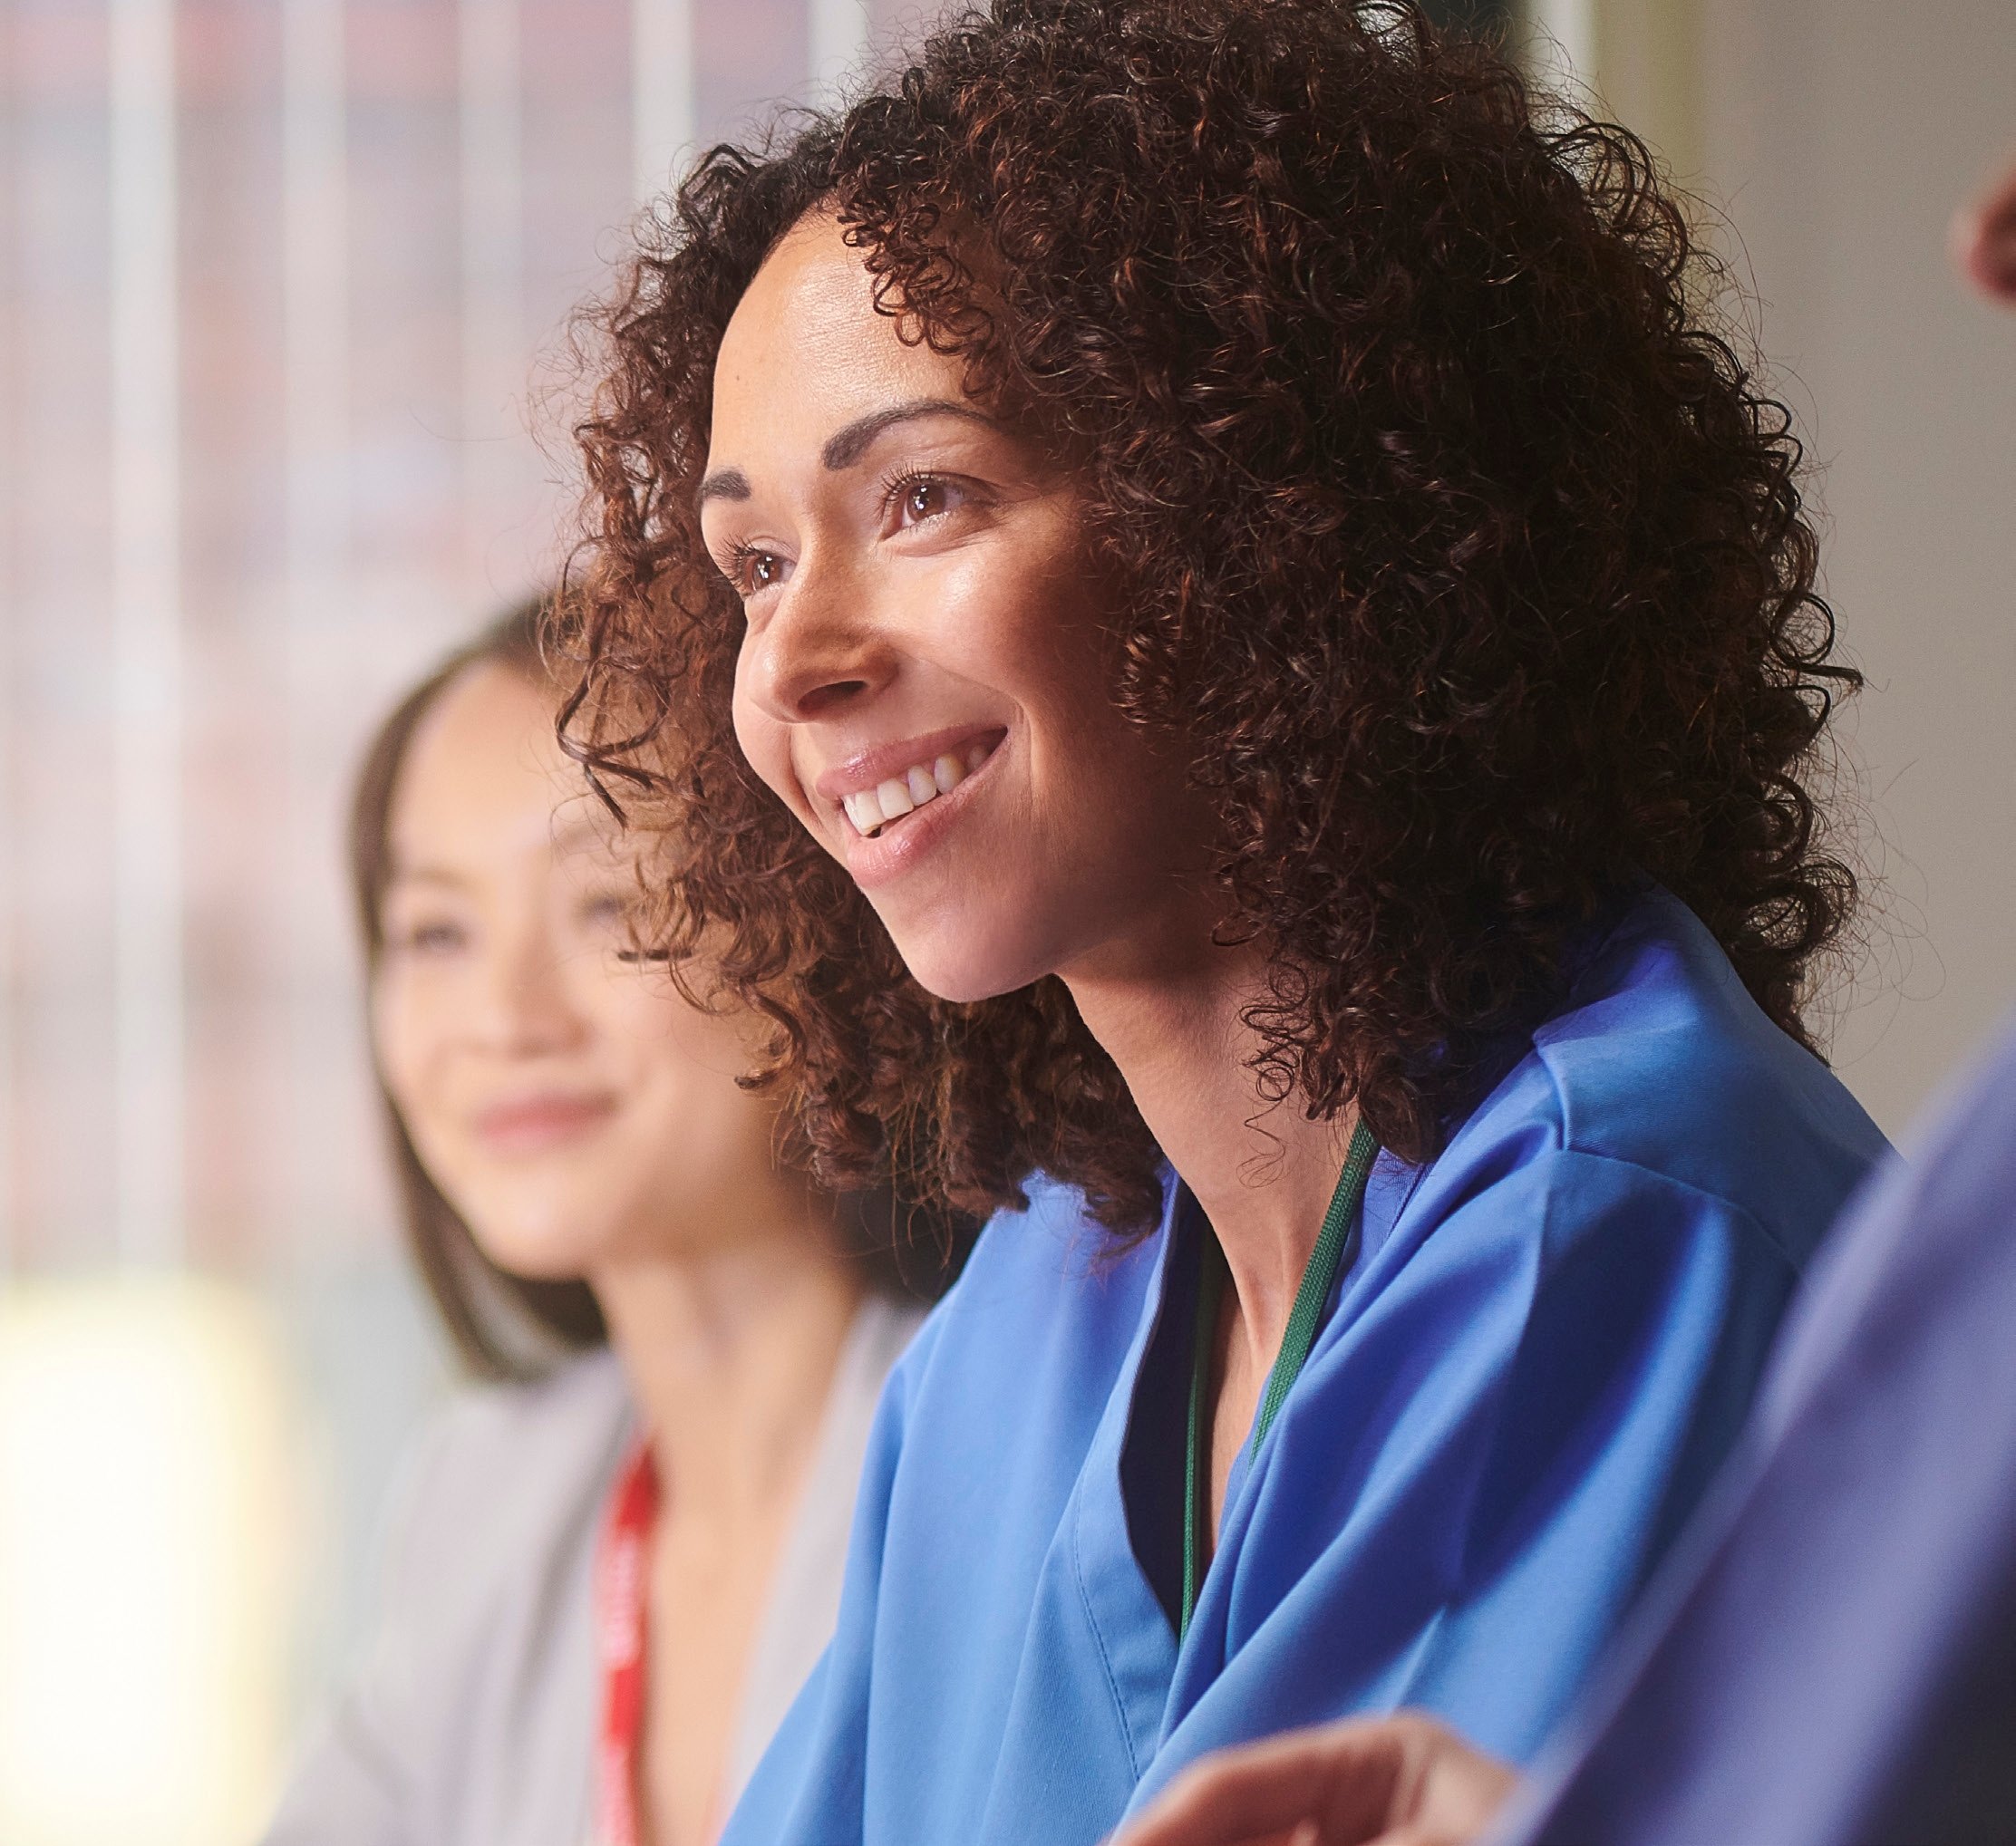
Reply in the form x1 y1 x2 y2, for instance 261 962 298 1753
730 691 795 812
370 979 422 1114
376 974 463 1145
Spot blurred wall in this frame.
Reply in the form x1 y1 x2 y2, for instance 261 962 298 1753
1546 0 2016 1140
0 5 890 1834
1692 1 2016 1136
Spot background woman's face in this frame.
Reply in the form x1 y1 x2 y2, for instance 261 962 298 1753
371 662 780 1280
703 213 1215 1003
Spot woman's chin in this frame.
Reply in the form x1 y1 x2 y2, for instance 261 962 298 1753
890 933 1055 1007
464 1214 605 1283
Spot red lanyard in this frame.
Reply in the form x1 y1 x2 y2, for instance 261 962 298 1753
596 1435 662 1846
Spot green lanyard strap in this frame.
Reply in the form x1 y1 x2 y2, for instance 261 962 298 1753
1181 1119 1379 1638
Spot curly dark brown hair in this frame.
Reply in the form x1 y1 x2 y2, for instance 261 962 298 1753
562 0 1859 1237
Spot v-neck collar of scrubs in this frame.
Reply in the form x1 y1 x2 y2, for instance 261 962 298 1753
1182 1123 1381 1637
1083 1142 1419 1762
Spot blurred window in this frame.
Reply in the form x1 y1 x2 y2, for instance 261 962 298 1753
0 0 885 1832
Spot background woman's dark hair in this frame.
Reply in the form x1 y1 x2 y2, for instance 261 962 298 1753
351 596 965 1382
565 0 1863 1239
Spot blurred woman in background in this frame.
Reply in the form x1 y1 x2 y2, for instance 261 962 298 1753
262 601 959 1846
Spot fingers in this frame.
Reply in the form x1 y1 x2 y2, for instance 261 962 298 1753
1387 1725 1520 1846
1108 1723 1404 1846
1105 1714 1519 1846
1953 155 2016 304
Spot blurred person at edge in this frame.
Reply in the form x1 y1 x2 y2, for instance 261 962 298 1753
261 601 964 1846
1109 150 2016 1846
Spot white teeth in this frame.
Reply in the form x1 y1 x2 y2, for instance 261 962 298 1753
841 739 996 839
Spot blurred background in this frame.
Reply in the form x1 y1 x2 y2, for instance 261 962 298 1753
0 0 2010 1840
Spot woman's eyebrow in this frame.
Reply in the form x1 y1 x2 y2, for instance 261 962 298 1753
382 863 469 893
696 465 751 508
549 810 621 857
820 398 994 470
696 399 997 509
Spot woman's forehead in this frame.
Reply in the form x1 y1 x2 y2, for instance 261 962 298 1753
719 214 877 380
390 670 579 857
711 216 974 464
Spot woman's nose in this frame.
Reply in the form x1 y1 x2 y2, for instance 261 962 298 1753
738 555 897 724
475 926 586 1054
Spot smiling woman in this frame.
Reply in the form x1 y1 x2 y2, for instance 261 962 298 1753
562 3 1891 1842
261 602 964 1846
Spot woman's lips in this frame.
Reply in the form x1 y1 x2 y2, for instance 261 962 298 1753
471 1093 619 1154
838 732 1003 890
838 735 998 839
815 725 1006 818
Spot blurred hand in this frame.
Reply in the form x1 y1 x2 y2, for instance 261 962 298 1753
1953 153 2016 304
1107 1714 1519 1846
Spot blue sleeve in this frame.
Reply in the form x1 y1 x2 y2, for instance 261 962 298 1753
1393 1154 1801 1746
1149 1147 1806 1793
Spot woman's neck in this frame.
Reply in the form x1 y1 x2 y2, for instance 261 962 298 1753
589 1211 864 1528
1065 922 1354 1377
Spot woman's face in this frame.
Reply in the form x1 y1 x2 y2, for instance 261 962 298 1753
703 212 1216 1004
372 662 784 1280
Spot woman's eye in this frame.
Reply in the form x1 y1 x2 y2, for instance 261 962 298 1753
890 474 965 529
391 919 467 957
724 543 788 596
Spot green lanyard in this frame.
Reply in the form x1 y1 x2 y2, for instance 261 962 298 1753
1181 1120 1379 1639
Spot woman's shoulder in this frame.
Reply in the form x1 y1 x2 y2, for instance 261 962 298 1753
968 1169 1177 1299
409 1345 628 1497
264 1351 625 1844
880 1175 1168 1420
934 1174 1161 1299
1445 889 1888 1266
384 1347 631 1616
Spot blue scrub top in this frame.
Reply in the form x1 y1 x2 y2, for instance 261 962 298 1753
722 890 1888 1846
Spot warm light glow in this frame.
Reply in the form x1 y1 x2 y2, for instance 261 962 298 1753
0 1276 298 1846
